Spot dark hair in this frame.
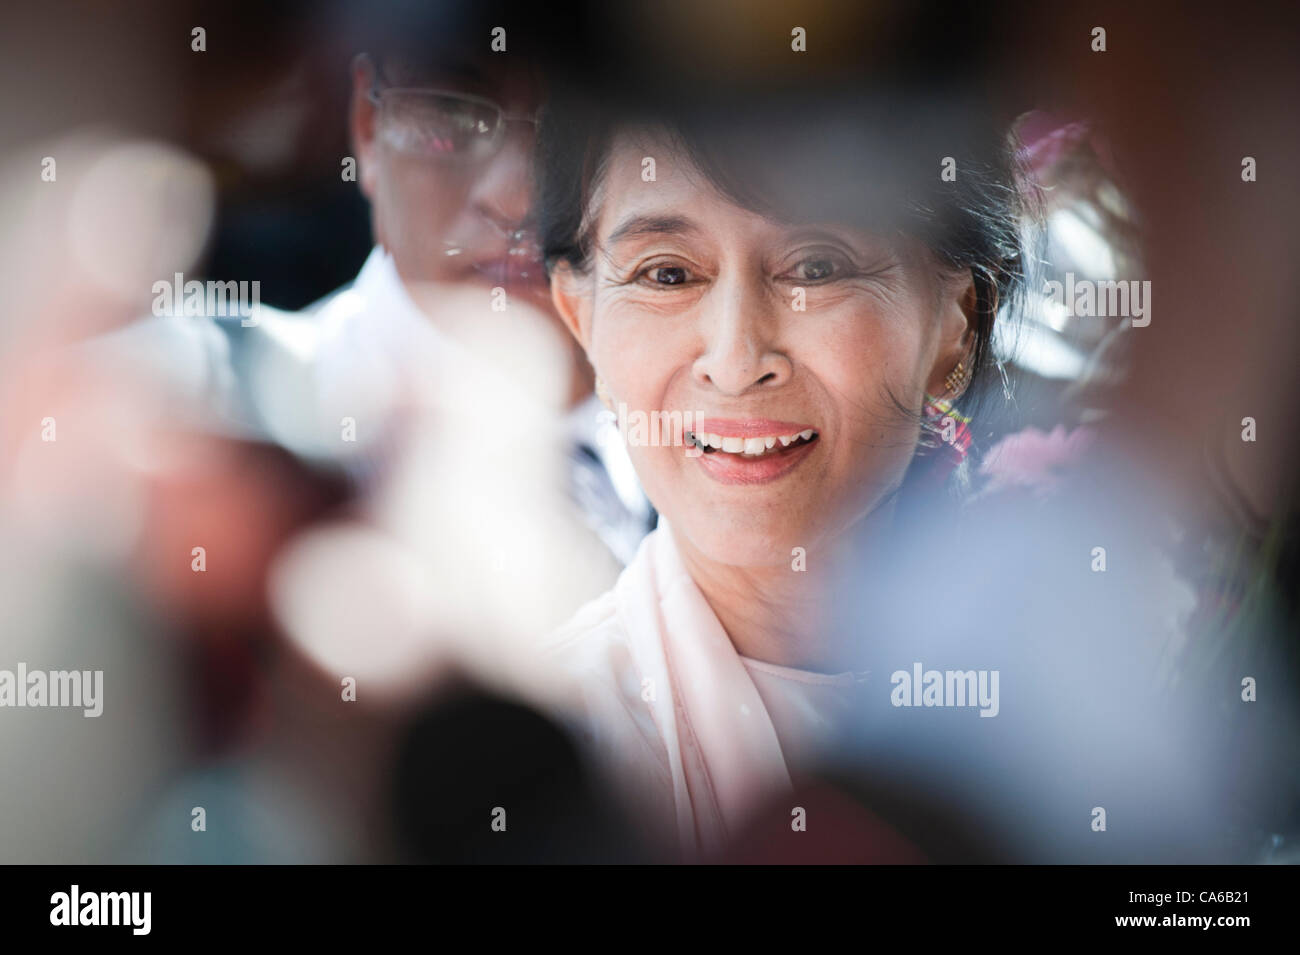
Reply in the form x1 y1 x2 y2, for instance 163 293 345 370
538 70 1035 503
329 0 591 83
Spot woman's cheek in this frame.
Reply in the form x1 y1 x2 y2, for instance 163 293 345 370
592 306 686 410
839 302 929 390
813 318 906 407
591 333 641 410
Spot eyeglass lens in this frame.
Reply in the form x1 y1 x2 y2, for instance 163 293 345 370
378 91 502 160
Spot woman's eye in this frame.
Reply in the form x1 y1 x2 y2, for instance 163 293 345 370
642 265 690 286
800 258 837 281
790 252 854 283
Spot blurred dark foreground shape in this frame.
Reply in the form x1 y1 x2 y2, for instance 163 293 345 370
388 682 648 863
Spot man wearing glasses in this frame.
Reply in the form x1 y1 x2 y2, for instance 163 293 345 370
332 14 654 565
102 2 652 570
82 3 650 862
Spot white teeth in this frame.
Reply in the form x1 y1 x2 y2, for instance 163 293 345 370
691 426 821 454
693 429 818 456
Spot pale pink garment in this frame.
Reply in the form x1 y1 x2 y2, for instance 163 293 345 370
544 521 866 858
740 654 868 774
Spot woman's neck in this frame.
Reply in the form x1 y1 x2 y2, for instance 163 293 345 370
669 499 897 673
669 533 862 675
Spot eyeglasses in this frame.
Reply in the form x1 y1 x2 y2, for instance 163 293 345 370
364 56 539 164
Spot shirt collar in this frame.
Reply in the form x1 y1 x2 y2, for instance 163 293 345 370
347 245 450 360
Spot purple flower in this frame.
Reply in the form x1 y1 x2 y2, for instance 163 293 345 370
1015 110 1118 186
978 425 1096 496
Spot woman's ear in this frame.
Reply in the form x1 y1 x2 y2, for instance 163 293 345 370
925 270 981 398
549 261 593 350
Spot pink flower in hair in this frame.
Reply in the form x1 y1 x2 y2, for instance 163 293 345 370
978 424 1095 497
1015 110 1118 186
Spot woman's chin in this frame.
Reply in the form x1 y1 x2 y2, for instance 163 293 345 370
675 523 819 571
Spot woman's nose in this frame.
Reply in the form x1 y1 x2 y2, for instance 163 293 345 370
691 277 793 395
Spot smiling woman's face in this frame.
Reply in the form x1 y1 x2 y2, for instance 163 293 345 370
553 130 975 568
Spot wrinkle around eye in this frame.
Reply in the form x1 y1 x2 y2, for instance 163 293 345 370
778 239 902 279
785 268 915 313
601 252 710 290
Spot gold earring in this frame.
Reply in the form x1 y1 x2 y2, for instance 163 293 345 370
595 375 614 411
943 359 970 395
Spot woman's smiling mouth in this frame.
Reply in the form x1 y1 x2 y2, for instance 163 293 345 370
686 428 817 456
685 419 820 485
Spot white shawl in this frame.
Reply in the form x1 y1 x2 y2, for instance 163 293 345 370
544 522 804 857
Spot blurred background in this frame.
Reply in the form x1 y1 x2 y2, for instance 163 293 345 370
0 0 1296 863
